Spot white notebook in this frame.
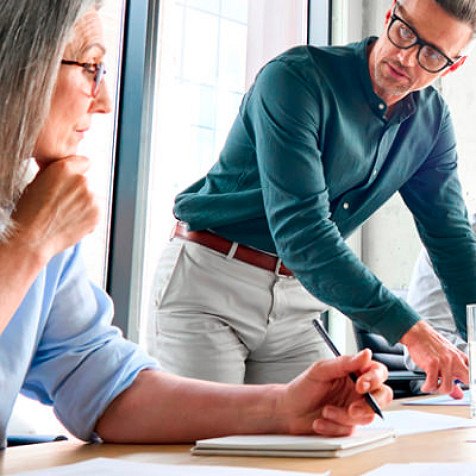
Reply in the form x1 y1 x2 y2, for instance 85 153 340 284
192 429 396 458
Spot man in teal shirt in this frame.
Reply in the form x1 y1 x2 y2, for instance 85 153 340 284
147 0 474 395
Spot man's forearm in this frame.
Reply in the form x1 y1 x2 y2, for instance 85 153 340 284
95 370 287 443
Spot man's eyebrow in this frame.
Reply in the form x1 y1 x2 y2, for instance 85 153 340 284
396 2 418 31
396 2 453 56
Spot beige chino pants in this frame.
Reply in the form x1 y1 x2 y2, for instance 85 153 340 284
146 238 332 384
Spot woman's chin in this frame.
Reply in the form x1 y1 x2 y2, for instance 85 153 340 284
34 146 79 165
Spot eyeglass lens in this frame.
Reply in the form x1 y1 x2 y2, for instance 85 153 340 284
92 63 106 97
388 18 450 72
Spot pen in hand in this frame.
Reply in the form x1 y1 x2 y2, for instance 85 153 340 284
312 318 384 420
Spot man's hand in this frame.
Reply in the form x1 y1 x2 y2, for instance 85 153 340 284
276 349 393 437
400 320 469 394
11 156 99 263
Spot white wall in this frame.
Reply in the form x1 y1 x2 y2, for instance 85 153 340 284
441 53 476 215
358 0 476 291
333 0 476 353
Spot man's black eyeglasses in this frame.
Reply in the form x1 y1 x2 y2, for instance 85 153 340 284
61 60 106 97
387 4 457 73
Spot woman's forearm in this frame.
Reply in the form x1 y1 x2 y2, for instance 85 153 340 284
0 240 46 335
95 370 286 443
95 351 393 443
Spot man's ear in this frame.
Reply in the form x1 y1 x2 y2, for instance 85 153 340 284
385 0 397 26
441 56 468 76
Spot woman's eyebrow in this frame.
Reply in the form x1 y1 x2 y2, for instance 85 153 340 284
79 42 107 57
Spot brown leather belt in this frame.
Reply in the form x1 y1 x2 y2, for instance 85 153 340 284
172 221 293 277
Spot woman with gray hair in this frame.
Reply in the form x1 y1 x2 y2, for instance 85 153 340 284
0 0 391 449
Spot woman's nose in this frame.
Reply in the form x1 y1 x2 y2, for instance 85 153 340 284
92 80 112 114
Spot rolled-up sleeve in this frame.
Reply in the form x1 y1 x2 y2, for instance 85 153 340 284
22 245 158 441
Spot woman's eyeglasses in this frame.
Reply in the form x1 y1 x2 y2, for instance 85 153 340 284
61 60 107 97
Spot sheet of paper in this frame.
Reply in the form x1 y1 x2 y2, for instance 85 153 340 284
12 457 330 476
403 390 470 406
363 463 476 476
362 410 476 436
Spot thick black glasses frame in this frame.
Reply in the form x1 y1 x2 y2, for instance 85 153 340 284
61 60 107 96
388 6 456 73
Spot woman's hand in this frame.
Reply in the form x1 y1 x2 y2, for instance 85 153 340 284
12 155 99 262
276 349 393 436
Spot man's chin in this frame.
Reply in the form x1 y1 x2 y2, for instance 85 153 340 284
375 70 412 98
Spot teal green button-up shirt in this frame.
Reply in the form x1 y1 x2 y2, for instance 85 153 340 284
174 38 476 344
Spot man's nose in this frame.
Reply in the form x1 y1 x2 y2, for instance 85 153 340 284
396 45 418 68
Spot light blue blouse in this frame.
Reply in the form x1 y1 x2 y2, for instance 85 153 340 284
0 243 158 448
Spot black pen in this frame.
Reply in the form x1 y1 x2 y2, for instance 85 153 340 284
312 318 384 420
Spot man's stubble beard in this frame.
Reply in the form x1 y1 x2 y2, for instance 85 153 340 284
373 58 413 98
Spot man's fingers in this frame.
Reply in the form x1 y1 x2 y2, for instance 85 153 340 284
421 356 468 394
453 356 470 386
421 362 439 393
449 383 465 400
403 322 470 395
436 355 454 394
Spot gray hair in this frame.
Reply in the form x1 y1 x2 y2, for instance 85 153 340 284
435 0 476 32
0 0 101 240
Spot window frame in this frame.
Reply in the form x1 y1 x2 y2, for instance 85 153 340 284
107 0 160 340
308 0 332 46
108 0 331 339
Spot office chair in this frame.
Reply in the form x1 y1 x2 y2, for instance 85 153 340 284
7 434 68 447
352 322 426 398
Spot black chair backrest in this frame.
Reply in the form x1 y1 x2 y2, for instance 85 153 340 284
353 322 425 398
353 322 407 370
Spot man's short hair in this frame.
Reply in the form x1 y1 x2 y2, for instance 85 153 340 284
435 0 476 33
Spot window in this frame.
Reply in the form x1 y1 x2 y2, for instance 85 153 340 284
144 1 251 337
119 0 309 344
79 1 125 287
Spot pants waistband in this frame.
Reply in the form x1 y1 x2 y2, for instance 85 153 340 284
172 222 293 277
